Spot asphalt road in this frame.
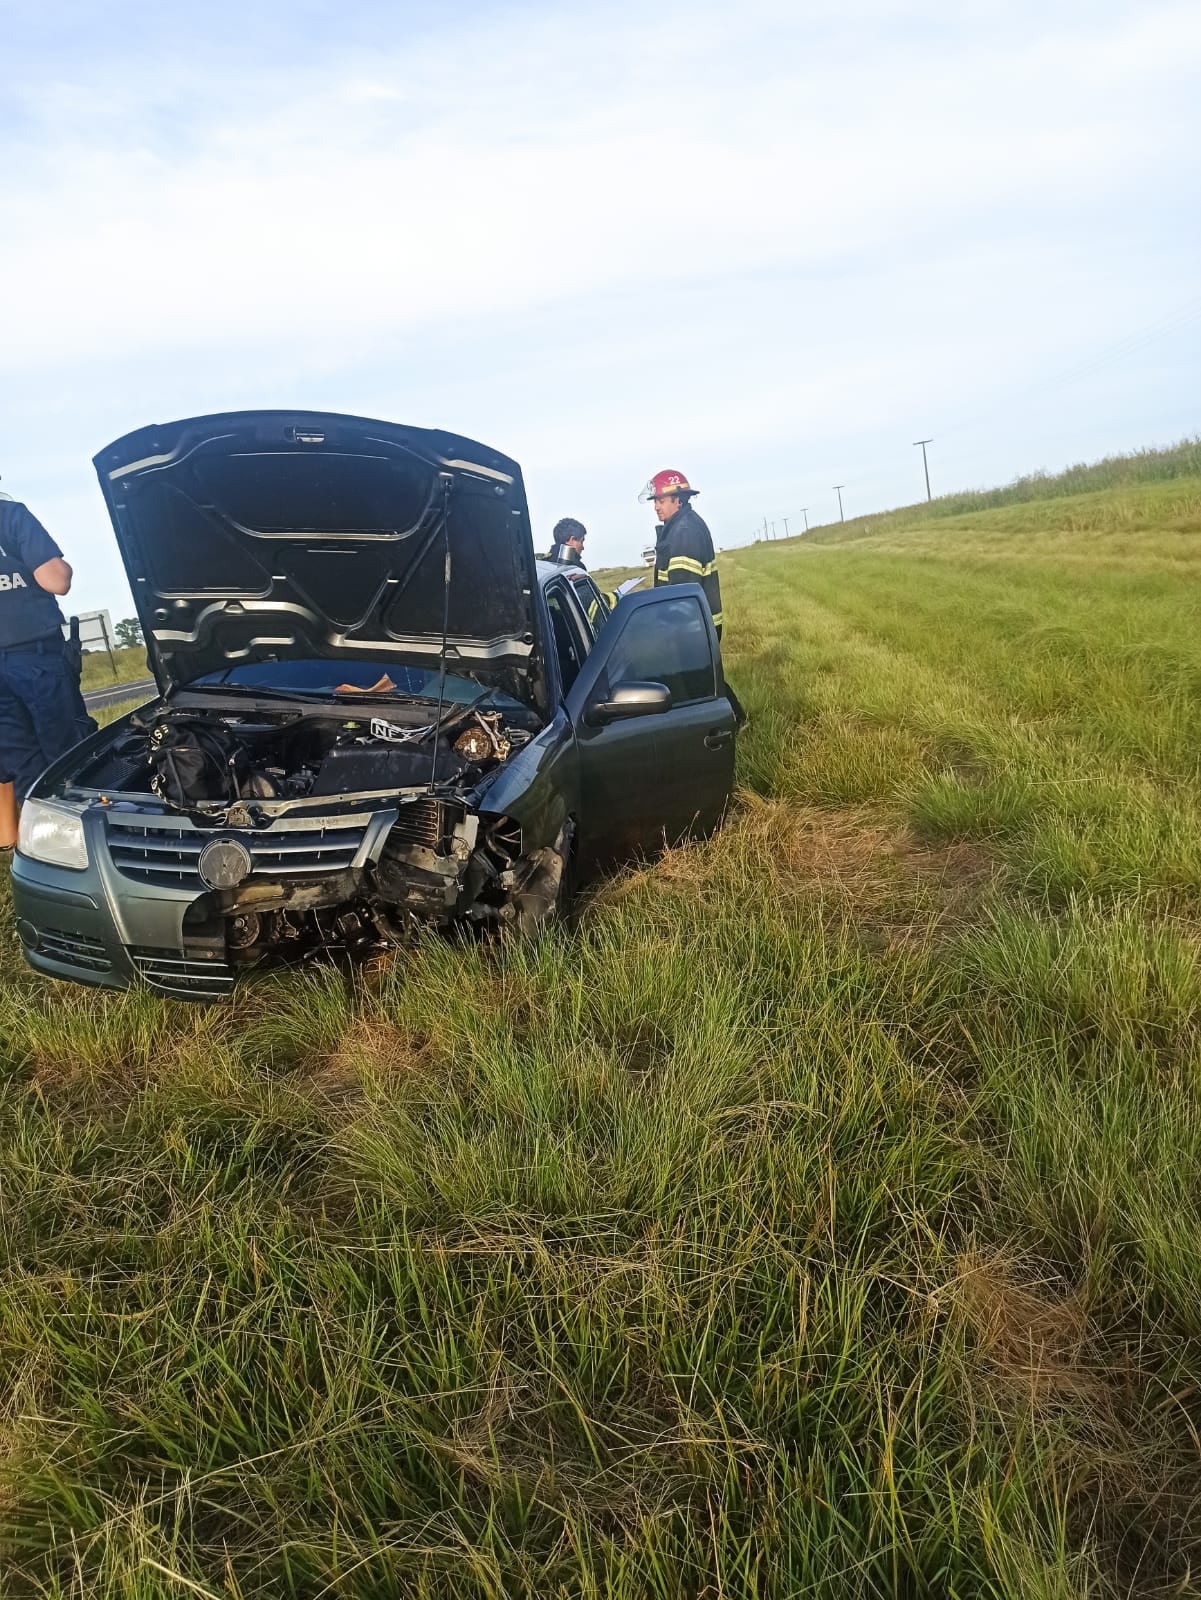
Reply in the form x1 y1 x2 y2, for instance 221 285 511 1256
84 677 156 712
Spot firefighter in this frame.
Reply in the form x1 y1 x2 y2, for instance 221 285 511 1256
0 488 97 812
638 469 723 634
639 468 744 723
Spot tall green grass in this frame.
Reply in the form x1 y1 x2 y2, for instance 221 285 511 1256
800 435 1201 542
80 647 150 693
3 476 1201 1596
922 435 1201 518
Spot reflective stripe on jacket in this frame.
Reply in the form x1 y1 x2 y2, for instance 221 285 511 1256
653 502 723 634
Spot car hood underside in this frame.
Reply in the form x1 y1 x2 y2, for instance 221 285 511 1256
93 410 544 694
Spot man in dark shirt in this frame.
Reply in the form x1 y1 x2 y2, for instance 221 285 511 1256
0 492 97 804
542 516 588 566
539 518 615 628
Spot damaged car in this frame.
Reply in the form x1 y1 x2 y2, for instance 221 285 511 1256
11 411 737 998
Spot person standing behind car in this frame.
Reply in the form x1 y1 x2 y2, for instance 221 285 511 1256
638 469 723 633
540 517 616 627
638 467 745 724
543 516 588 566
0 486 97 806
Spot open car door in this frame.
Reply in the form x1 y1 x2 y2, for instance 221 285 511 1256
564 584 735 868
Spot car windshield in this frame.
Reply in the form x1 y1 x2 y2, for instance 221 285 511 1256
187 659 526 709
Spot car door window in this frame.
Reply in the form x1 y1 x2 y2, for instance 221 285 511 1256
561 577 598 648
574 576 608 637
545 581 592 694
599 595 716 706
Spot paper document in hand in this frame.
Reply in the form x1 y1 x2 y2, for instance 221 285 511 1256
616 577 645 596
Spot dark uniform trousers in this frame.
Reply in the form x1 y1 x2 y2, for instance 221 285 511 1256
0 636 97 802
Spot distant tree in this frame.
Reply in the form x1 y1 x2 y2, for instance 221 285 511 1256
115 617 144 650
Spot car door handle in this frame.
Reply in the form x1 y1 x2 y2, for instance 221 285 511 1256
705 728 733 750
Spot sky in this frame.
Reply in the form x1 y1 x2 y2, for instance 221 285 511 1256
2 0 1199 618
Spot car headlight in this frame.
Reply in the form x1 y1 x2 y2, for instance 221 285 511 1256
18 798 89 870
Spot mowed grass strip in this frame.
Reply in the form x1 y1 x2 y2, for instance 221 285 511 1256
3 475 1201 1596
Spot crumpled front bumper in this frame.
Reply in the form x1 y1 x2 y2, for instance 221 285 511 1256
9 801 401 1000
10 852 234 998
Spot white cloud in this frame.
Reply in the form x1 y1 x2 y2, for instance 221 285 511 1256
4 1 1193 373
0 0 1198 605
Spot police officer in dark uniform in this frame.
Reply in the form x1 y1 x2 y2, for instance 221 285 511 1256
0 488 97 805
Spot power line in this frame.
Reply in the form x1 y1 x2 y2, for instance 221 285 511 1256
735 289 1201 547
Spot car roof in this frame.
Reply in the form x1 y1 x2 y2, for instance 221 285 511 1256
535 559 596 589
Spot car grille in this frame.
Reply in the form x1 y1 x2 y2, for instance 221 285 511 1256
129 947 235 999
39 927 112 972
105 816 369 888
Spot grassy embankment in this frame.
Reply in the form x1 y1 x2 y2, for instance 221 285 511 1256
80 647 150 694
3 450 1201 1596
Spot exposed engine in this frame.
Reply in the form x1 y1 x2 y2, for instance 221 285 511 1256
67 697 557 975
75 701 531 811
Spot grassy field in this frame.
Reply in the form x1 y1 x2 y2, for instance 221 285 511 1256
80 646 151 693
797 433 1201 539
3 468 1201 1596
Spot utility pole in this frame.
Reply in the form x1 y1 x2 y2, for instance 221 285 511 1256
913 438 933 502
833 485 845 523
800 507 809 533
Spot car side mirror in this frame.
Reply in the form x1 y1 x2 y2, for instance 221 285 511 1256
583 681 672 727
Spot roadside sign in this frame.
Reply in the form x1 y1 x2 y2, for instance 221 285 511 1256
64 610 118 678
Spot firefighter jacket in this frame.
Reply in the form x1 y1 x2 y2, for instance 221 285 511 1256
652 502 723 635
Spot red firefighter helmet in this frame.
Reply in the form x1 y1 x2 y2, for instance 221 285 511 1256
638 468 695 503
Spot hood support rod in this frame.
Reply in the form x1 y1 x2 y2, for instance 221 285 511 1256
427 475 454 794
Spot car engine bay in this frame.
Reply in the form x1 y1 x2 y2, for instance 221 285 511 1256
60 696 566 974
75 696 536 810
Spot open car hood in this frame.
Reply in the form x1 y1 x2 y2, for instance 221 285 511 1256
94 411 544 695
